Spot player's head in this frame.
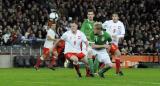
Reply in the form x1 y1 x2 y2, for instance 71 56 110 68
112 13 119 23
87 9 94 21
50 23 56 30
70 21 78 33
93 22 103 35
48 11 58 28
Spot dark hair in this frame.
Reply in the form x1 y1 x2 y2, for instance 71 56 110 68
87 9 94 14
70 20 78 25
112 13 119 16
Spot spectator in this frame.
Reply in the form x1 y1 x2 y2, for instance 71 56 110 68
155 38 160 53
0 30 4 46
3 28 11 45
1 0 160 55
29 33 37 46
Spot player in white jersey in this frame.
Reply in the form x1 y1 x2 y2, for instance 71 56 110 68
53 21 90 77
34 22 57 70
102 13 125 75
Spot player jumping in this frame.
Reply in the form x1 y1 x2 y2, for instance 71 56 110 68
34 12 58 70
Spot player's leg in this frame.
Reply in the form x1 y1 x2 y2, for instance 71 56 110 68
71 56 82 77
48 49 58 68
65 53 82 77
64 59 70 68
97 51 112 78
114 49 123 75
34 48 49 70
93 56 99 73
76 52 93 77
110 44 123 75
80 55 93 77
98 63 112 78
87 49 95 75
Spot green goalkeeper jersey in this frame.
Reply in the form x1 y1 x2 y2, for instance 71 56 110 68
80 19 95 40
90 31 112 49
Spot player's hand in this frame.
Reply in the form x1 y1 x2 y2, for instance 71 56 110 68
91 44 97 48
105 44 110 49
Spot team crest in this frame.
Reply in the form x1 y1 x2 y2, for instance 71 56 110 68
102 37 105 41
78 36 81 39
118 26 121 29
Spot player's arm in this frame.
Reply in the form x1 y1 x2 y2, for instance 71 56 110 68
47 35 56 41
92 32 112 49
92 44 109 49
91 39 109 49
80 20 86 33
102 21 109 31
81 33 89 51
106 32 112 43
53 32 67 48
82 33 88 47
89 32 108 49
117 23 125 42
117 23 125 38
53 39 62 48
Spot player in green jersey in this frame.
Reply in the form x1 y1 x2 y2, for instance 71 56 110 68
89 22 112 78
80 9 99 76
81 9 95 39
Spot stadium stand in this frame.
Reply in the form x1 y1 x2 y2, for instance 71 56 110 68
0 0 160 56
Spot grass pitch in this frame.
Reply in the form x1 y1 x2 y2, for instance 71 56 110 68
0 68 160 86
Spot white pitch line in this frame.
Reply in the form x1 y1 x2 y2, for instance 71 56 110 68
16 81 106 86
130 81 160 85
16 80 160 85
16 81 58 85
114 79 160 85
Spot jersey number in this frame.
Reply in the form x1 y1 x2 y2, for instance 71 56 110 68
74 41 76 45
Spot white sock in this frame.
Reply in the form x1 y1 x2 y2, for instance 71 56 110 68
40 56 44 60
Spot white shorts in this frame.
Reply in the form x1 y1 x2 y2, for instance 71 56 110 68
81 43 92 56
92 49 112 65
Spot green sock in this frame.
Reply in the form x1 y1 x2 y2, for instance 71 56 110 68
88 58 94 74
98 66 111 74
93 58 99 73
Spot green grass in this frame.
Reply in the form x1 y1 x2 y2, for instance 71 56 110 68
0 68 160 86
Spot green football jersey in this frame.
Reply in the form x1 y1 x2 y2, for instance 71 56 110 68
80 19 95 40
90 31 112 46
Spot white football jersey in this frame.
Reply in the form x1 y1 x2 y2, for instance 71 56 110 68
43 29 56 49
61 30 88 54
102 20 125 45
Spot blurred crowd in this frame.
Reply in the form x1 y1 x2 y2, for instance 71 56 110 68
1 0 160 55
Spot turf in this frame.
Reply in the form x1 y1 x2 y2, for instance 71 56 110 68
0 68 160 86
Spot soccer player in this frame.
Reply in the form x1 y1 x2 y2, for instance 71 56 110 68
81 9 95 39
53 21 90 77
102 13 125 75
81 9 99 76
34 13 58 70
90 22 112 78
